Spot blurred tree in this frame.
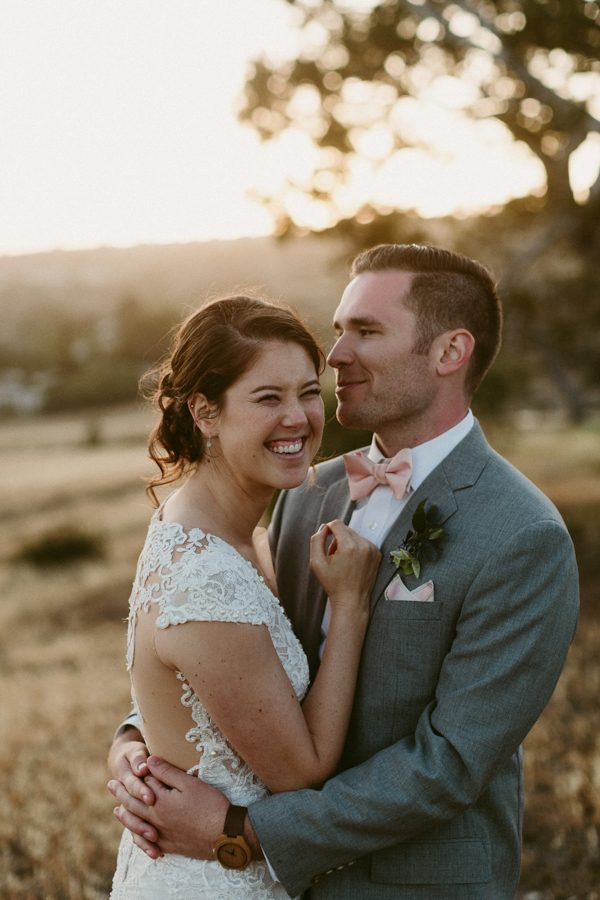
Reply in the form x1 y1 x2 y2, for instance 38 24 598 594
113 295 175 363
241 0 600 419
0 295 178 414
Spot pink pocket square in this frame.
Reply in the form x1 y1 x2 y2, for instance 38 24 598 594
384 575 434 603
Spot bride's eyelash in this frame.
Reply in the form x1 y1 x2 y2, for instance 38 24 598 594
255 387 321 402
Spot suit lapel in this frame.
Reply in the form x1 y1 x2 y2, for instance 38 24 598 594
319 477 354 527
369 421 491 616
303 475 355 676
306 423 491 657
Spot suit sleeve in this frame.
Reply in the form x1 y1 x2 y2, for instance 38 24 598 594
248 516 579 897
113 711 142 741
267 489 287 558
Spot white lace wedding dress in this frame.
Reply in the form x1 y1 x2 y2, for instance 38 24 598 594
110 509 309 899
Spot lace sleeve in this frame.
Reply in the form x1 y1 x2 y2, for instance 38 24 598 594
135 525 274 631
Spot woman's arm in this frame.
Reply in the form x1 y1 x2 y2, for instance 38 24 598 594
155 520 379 793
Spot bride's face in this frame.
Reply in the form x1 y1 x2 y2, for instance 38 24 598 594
211 340 324 494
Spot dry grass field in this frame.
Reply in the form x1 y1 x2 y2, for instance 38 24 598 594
0 405 598 899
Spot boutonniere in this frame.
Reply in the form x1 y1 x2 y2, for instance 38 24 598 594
390 499 445 579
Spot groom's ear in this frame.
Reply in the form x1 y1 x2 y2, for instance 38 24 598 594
433 329 475 379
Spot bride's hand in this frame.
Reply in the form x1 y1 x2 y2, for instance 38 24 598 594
310 520 380 613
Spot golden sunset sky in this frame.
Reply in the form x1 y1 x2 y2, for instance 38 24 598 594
0 0 597 256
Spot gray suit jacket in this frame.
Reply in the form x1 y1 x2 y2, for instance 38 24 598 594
248 421 579 899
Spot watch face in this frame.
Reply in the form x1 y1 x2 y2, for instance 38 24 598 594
215 839 251 869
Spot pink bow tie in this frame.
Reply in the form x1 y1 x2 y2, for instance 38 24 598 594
343 448 413 501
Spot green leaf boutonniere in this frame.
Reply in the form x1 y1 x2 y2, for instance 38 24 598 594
390 499 445 579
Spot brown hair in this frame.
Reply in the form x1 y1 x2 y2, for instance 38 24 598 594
143 294 324 504
350 243 502 394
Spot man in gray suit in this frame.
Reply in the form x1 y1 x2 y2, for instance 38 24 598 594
109 243 578 898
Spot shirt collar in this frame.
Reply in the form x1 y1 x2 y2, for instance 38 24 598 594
367 410 474 491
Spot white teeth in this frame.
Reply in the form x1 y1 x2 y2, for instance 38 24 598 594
269 440 303 455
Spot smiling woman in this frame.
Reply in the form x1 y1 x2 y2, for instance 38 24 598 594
109 294 381 899
142 294 325 503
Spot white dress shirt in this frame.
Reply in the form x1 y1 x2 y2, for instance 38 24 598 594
320 411 474 651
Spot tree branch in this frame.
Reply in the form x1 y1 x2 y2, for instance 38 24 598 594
405 0 599 135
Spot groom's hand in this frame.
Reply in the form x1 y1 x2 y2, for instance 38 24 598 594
109 756 253 861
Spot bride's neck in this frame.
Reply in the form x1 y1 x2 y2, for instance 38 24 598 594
177 465 271 546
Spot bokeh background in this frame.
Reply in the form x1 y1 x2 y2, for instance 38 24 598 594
0 1 598 897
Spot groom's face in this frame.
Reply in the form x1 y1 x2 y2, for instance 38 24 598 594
327 270 437 435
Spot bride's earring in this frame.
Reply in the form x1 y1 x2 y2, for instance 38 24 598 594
206 435 213 451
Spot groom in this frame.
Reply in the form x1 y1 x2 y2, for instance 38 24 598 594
108 243 578 898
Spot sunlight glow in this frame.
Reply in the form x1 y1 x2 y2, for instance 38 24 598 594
0 0 596 256
570 134 600 203
0 0 296 255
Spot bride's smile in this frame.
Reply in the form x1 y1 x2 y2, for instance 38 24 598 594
200 339 324 496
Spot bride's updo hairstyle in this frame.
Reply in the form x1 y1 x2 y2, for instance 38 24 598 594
143 294 324 504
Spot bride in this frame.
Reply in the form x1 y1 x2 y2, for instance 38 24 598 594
109 295 380 898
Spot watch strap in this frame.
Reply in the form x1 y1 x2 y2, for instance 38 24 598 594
224 803 248 837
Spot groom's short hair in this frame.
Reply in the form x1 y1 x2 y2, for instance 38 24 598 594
350 243 502 395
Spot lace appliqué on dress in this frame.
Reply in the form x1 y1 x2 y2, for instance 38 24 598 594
112 511 308 898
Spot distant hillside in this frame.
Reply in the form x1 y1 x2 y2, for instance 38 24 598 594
0 236 351 336
0 235 356 414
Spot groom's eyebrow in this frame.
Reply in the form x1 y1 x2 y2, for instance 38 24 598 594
333 315 382 331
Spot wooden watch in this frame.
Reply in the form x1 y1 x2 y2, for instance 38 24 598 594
214 803 252 870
